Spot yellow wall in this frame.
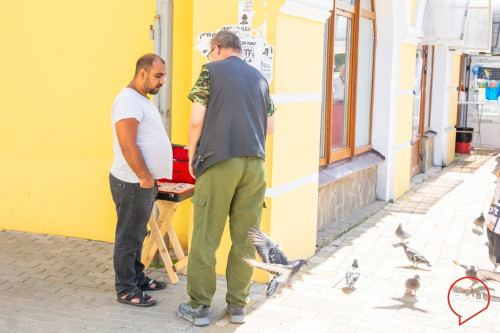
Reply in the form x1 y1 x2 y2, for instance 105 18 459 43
396 95 414 145
447 130 457 165
171 0 194 145
448 91 458 128
398 44 417 90
170 0 194 247
450 53 461 88
0 0 155 241
410 0 418 27
393 42 416 198
394 146 411 200
445 53 461 166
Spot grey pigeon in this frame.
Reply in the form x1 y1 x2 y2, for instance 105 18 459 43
243 227 307 296
395 223 411 242
453 260 483 288
453 259 500 287
400 243 431 268
474 213 485 231
345 259 360 289
405 275 420 296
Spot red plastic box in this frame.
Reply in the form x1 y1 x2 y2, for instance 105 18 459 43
157 144 195 202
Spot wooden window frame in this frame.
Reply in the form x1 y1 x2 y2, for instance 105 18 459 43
321 0 376 166
423 45 434 132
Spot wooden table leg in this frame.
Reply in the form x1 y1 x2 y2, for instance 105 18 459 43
142 200 187 284
141 210 160 269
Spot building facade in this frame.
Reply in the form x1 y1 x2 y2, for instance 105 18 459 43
1 0 473 282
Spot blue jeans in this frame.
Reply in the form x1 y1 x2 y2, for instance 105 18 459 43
109 173 158 297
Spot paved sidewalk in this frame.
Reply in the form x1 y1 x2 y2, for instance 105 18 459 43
2 150 500 332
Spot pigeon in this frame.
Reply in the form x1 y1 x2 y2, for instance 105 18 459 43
400 243 432 268
405 275 420 296
243 226 307 296
453 260 483 288
345 259 360 289
395 223 411 242
453 260 500 287
474 213 485 231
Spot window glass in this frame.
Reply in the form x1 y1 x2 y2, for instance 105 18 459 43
412 46 423 141
332 15 351 150
424 47 433 128
340 0 356 5
355 17 374 148
361 0 372 11
320 22 330 160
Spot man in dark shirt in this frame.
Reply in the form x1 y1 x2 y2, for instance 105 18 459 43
177 31 274 326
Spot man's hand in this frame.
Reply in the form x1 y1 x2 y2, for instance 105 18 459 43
187 102 206 180
139 175 155 189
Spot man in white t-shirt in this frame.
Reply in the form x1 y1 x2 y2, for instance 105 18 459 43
109 54 172 307
333 64 346 103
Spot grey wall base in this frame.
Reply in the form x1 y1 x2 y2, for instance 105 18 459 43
317 166 377 232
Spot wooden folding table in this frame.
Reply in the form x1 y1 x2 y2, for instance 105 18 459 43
141 183 194 284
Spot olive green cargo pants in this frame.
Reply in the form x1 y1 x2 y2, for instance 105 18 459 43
187 156 266 308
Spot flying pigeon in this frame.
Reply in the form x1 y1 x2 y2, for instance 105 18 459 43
395 223 412 242
474 213 485 231
345 259 360 289
243 226 307 296
453 259 500 286
405 275 420 296
400 243 431 268
453 260 484 288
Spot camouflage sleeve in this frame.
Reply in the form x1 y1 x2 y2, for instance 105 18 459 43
266 90 275 117
188 65 210 106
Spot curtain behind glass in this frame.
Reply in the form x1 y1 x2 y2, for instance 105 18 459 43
355 17 374 148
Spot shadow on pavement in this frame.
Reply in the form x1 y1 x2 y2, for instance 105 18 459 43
374 296 428 313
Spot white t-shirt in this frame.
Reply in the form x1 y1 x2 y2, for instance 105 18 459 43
333 75 345 101
110 87 172 183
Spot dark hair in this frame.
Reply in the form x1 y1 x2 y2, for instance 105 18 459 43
211 31 242 53
134 54 165 77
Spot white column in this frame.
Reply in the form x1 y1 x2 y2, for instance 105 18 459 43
430 45 452 167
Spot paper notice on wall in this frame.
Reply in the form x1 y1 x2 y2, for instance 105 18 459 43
220 24 252 38
241 36 264 70
261 43 274 83
195 32 216 57
194 1 274 83
239 1 254 27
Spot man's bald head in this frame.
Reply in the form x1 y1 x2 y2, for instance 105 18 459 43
134 54 165 77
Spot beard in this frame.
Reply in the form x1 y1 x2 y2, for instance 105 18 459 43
144 78 162 95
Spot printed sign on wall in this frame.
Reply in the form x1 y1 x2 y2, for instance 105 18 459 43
194 1 274 83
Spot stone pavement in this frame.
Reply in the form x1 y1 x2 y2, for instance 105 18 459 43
2 150 500 332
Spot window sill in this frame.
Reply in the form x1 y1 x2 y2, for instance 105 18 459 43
422 130 437 138
319 150 385 186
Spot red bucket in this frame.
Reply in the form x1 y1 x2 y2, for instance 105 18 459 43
455 141 471 154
